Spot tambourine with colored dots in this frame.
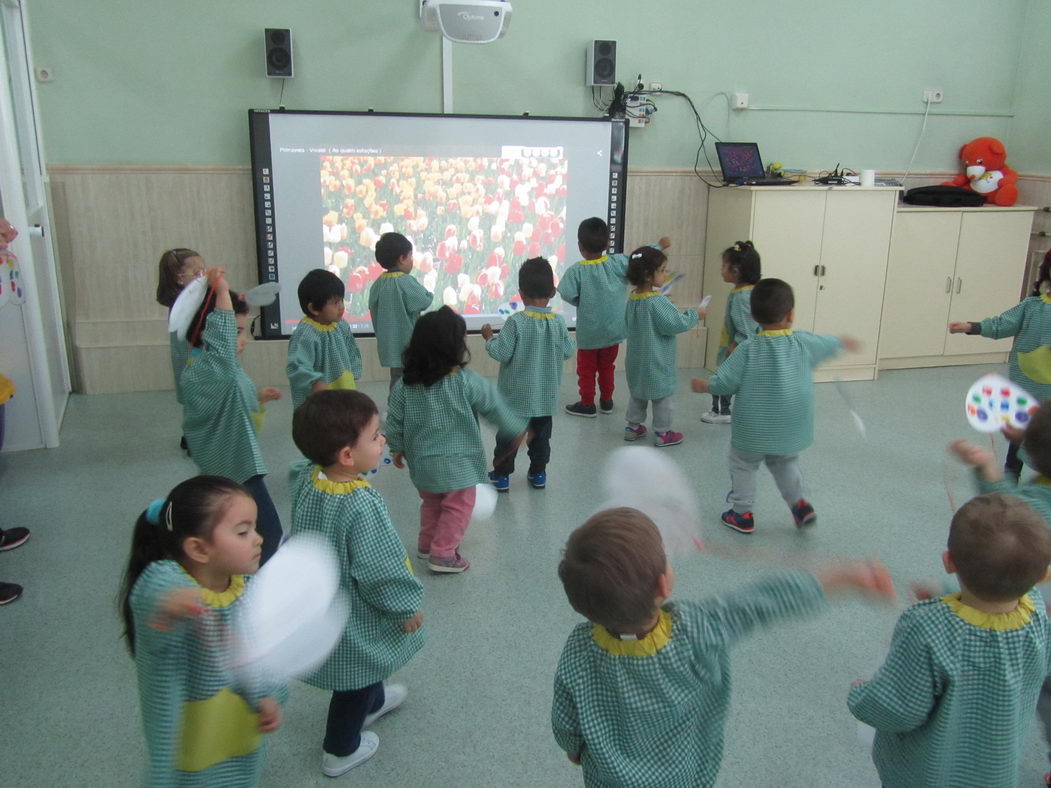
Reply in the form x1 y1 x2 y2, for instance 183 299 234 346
965 373 1039 433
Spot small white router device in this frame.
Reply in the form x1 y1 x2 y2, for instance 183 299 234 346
420 0 512 44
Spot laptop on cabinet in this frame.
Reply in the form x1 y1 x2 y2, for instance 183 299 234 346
715 142 793 186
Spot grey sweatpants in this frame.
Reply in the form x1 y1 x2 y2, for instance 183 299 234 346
626 395 674 432
728 445 804 513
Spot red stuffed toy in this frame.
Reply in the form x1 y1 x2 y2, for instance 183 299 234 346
942 136 1018 206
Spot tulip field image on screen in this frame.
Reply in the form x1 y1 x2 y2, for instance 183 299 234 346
318 154 569 324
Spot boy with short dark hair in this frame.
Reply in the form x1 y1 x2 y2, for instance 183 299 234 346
368 232 434 391
552 506 894 788
286 268 363 409
291 389 424 778
692 278 858 534
558 217 669 417
849 493 1051 787
480 257 574 491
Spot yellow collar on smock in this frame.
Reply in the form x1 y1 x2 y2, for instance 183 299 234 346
758 329 793 337
629 290 661 300
580 255 608 265
941 592 1034 631
178 566 247 608
592 609 672 657
303 317 337 332
380 271 405 278
312 466 372 494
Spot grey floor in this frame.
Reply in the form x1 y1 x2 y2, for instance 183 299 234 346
2 363 1048 787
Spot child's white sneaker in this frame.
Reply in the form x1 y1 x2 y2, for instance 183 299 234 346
700 411 731 424
322 732 379 777
363 684 407 728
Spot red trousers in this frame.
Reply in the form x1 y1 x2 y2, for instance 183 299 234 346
576 345 619 405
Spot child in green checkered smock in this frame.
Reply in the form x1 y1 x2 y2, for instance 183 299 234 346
368 232 434 391
692 278 851 534
386 307 526 574
155 248 205 453
950 412 1051 780
118 476 283 787
950 252 1051 478
482 257 574 491
849 493 1051 788
700 241 761 424
290 390 424 777
286 269 362 409
558 217 669 417
181 271 283 563
622 245 700 448
553 507 895 788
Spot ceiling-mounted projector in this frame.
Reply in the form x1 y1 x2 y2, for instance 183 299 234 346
420 0 512 44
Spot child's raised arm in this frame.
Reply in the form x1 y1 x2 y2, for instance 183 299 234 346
950 301 1026 340
947 439 1002 483
483 319 518 363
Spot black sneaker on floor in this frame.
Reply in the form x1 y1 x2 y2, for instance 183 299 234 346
599 399 615 414
0 527 30 552
0 582 23 605
565 401 597 418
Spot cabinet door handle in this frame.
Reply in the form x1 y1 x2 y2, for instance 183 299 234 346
956 277 963 294
813 265 820 277
821 265 827 276
945 276 952 293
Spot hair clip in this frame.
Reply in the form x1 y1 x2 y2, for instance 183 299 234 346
145 498 166 526
630 252 644 259
164 502 174 532
732 243 742 252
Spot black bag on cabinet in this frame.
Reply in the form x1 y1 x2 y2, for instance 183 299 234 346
902 185 986 207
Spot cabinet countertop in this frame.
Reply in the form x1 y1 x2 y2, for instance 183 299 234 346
895 204 1037 213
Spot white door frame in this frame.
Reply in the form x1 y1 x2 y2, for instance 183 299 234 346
0 0 70 448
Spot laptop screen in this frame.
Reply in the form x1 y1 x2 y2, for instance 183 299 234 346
715 142 765 180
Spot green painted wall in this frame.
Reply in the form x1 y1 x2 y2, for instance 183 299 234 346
27 0 1048 172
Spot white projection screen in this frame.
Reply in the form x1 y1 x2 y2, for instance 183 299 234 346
249 110 629 337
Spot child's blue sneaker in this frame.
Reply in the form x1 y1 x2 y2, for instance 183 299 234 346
488 471 510 492
527 471 547 489
721 509 755 534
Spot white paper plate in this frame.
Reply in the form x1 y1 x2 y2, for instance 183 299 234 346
598 446 702 557
168 276 209 340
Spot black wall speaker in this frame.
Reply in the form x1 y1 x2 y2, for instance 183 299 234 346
264 28 293 79
586 40 616 87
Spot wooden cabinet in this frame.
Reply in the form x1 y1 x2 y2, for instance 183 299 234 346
878 207 1034 367
702 185 898 380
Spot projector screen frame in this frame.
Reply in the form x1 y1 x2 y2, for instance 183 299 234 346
248 108 629 339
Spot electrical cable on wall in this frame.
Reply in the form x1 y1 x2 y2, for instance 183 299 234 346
900 98 932 187
595 82 727 187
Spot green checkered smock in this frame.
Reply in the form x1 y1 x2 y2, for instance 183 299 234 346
169 324 189 404
182 310 265 483
292 468 424 690
485 305 575 417
717 285 759 366
978 474 1051 523
385 368 526 493
552 572 825 788
848 590 1051 788
286 318 363 408
131 560 280 787
707 330 841 455
977 295 1051 403
367 272 434 368
624 292 699 400
558 253 631 350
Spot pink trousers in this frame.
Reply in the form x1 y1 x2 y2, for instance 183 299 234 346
418 486 476 559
